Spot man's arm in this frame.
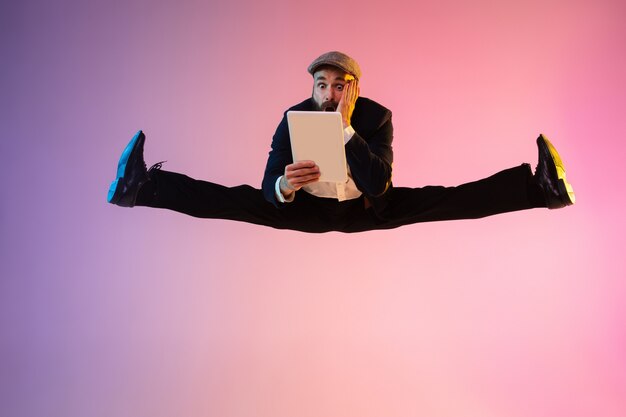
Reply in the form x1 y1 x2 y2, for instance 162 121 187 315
337 82 394 197
345 118 393 197
261 106 321 207
262 115 291 206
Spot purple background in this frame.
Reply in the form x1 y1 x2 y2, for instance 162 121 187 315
2 0 625 416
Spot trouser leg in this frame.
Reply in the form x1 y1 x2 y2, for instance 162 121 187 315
372 164 543 229
136 169 367 233
137 169 268 219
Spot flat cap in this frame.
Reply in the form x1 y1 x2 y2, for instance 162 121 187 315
307 51 362 79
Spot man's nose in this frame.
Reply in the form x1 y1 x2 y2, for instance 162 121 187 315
325 90 336 101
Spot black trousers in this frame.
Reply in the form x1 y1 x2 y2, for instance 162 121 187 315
138 164 543 233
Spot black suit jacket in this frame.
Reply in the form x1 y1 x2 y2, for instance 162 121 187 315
262 97 394 211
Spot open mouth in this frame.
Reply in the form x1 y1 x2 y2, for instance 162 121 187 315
322 103 337 112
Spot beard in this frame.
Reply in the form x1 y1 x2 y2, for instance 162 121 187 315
313 100 339 112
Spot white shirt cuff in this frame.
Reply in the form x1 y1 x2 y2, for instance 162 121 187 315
275 176 295 203
343 125 356 144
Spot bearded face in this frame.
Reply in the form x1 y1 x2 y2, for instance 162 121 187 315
311 67 353 112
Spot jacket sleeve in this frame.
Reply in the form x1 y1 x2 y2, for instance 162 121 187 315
345 110 394 197
262 114 293 207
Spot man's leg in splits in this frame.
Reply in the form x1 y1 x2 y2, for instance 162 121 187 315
368 164 540 230
363 135 575 231
106 131 368 233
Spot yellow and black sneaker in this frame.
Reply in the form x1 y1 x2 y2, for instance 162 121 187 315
535 134 576 209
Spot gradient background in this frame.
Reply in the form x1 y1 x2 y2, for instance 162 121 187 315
2 0 625 416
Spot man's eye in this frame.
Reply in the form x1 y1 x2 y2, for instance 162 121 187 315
318 84 326 89
336 85 344 91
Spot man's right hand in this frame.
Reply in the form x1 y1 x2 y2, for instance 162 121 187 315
280 160 320 197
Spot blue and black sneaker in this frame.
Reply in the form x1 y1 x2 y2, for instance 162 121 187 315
107 130 150 207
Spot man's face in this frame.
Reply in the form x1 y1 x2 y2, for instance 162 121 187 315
311 67 355 112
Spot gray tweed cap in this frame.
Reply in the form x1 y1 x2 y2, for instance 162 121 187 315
307 51 362 79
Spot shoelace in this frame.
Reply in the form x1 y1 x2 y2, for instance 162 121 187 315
148 161 166 172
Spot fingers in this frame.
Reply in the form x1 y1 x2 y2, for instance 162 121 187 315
284 161 320 190
339 81 353 106
345 79 359 103
338 79 359 127
288 160 317 170
288 173 320 188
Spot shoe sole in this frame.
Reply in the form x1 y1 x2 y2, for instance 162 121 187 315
107 130 145 204
539 134 575 206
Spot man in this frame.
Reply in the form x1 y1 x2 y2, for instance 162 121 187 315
107 51 575 233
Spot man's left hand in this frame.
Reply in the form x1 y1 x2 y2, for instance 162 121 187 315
337 79 359 128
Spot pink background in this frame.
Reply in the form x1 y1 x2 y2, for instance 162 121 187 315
2 0 625 416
